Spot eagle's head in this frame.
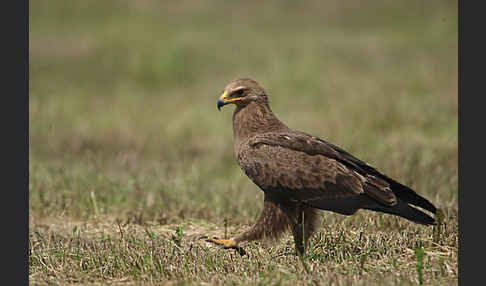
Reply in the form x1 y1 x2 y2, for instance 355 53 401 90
217 78 269 110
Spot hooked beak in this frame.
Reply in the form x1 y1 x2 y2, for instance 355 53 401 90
217 90 228 111
217 99 225 111
217 90 244 111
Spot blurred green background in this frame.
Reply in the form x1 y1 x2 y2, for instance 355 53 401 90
29 0 457 223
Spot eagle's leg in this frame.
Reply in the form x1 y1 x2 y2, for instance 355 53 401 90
202 236 246 256
291 207 306 256
291 206 319 256
202 194 292 255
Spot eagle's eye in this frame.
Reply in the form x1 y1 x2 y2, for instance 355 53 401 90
234 88 246 96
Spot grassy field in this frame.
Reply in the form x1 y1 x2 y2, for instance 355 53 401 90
29 1 458 285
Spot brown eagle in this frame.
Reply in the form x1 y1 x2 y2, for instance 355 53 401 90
204 78 437 256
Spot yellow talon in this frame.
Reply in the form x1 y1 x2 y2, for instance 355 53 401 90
207 237 237 248
199 235 246 256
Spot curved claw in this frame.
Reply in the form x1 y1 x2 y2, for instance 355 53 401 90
199 235 246 256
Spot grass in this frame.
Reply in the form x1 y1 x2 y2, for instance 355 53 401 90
29 0 457 285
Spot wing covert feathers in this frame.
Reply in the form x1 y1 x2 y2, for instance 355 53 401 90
240 131 436 222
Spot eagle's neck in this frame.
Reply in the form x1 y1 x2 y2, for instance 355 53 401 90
232 101 287 145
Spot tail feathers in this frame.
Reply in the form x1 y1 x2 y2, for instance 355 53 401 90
364 200 436 225
324 140 437 214
389 181 437 214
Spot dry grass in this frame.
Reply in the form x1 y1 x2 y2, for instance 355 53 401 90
30 211 457 285
29 0 457 285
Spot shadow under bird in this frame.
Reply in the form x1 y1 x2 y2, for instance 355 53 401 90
202 78 437 256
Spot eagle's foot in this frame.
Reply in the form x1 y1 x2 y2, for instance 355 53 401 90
199 236 246 256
